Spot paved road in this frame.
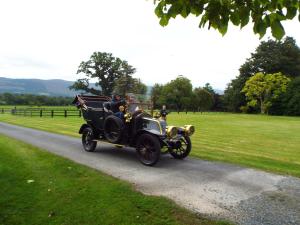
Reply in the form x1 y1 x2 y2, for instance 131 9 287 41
1 122 300 225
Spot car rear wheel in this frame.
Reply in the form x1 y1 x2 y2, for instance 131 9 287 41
169 136 191 159
82 127 97 152
103 115 124 144
136 134 161 166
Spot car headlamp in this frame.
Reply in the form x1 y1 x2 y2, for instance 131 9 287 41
183 125 195 136
166 126 178 138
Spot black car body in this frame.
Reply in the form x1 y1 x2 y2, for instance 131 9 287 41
73 95 195 166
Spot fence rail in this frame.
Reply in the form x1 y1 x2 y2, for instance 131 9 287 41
1 107 224 117
0 108 82 117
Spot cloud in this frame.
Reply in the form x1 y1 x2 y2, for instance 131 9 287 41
0 56 55 69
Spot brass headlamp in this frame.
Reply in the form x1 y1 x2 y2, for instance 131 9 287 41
166 126 178 138
183 125 195 136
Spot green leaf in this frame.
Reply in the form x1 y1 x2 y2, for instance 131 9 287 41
218 24 228 36
199 15 208 28
168 4 182 19
271 19 285 39
159 16 169 26
286 6 297 19
257 21 267 38
240 7 250 28
180 4 190 18
230 11 240 25
155 6 162 17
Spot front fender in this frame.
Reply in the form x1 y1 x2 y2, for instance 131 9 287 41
79 124 92 134
134 130 166 147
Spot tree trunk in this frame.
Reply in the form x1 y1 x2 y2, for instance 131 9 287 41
260 97 265 114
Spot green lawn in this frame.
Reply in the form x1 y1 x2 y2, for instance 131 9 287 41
0 112 300 177
0 134 228 225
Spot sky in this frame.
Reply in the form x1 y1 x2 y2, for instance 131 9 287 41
0 0 300 90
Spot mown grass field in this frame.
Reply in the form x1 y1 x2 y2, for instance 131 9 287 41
0 134 228 225
1 111 300 177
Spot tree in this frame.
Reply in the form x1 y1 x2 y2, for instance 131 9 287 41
70 52 136 96
151 83 164 109
154 0 300 39
224 37 300 112
193 88 214 112
284 77 300 116
113 76 147 97
270 76 300 115
132 78 147 95
162 75 193 111
242 72 290 114
203 83 215 95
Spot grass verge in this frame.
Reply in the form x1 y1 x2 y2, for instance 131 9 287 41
0 134 229 225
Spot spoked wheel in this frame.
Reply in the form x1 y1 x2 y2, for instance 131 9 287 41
169 136 191 159
136 134 161 166
82 127 97 152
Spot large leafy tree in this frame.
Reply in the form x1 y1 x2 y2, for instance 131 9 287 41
224 37 300 112
242 72 290 114
70 52 136 96
162 75 193 111
154 0 300 39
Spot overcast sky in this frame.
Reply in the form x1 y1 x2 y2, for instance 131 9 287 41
1 0 300 90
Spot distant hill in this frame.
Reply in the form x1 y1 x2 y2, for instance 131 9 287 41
0 77 224 97
0 77 89 97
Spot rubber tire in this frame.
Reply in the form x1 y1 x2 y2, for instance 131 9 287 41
82 127 97 152
103 115 124 144
136 133 161 166
169 136 191 159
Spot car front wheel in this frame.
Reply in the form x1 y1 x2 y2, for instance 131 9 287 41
169 136 191 159
136 133 161 166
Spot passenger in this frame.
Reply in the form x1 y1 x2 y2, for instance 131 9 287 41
111 94 126 113
114 105 125 120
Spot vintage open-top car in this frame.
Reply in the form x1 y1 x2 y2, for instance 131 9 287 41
73 95 195 166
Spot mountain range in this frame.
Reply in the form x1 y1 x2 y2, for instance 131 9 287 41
0 77 82 97
0 77 223 96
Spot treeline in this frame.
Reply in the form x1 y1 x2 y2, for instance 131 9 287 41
151 76 223 112
0 93 73 106
151 37 300 116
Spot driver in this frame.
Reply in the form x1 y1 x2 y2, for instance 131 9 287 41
103 93 126 113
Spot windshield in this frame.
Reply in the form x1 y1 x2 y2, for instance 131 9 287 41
141 118 162 135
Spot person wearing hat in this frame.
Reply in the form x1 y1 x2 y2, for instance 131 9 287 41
160 105 168 121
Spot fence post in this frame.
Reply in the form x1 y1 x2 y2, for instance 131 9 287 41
79 110 81 117
64 110 67 118
40 109 42 117
51 110 54 118
1 108 3 114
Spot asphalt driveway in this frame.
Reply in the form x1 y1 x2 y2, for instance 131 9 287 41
0 122 299 225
